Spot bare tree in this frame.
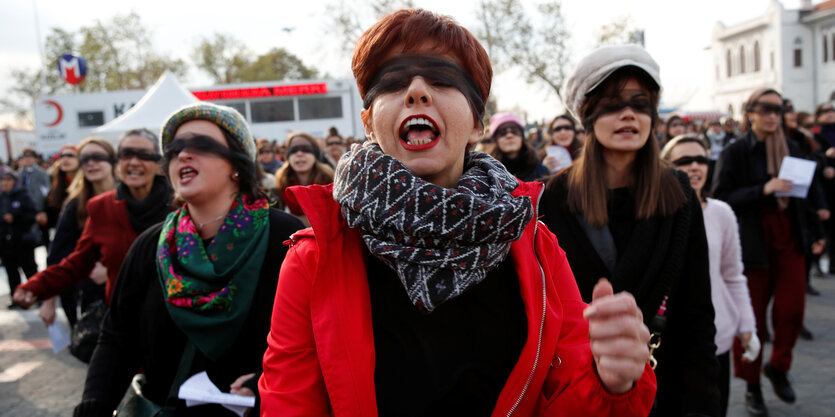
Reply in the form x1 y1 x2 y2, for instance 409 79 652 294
475 0 571 101
323 0 415 57
595 15 643 47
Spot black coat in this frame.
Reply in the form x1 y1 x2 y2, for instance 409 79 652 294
46 198 83 266
74 209 304 417
712 131 824 268
540 168 719 417
0 186 38 248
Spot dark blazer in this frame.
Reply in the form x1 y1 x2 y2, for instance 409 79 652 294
712 131 824 268
540 168 720 417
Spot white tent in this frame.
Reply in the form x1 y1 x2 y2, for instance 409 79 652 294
93 71 198 137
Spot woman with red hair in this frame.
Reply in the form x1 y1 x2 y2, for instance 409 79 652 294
259 9 656 416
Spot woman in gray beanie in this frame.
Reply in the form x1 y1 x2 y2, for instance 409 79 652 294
539 45 721 416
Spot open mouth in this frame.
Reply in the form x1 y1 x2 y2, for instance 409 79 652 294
614 126 639 135
126 169 145 177
179 166 197 183
399 115 440 150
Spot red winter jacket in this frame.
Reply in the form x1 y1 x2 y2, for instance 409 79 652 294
18 190 137 303
259 182 656 416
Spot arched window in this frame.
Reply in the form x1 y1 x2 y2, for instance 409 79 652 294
740 45 746 74
754 41 761 71
726 49 732 77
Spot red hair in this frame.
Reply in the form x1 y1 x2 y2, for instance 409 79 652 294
352 8 492 109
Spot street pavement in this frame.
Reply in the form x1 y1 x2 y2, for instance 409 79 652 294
0 248 833 416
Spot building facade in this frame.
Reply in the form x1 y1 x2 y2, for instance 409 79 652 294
711 0 835 118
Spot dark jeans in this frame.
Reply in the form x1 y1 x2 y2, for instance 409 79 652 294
1 244 39 292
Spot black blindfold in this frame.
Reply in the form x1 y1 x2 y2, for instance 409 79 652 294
362 55 485 124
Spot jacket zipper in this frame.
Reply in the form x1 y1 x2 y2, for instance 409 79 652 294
507 186 547 417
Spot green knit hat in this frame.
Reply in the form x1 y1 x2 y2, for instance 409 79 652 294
160 102 256 161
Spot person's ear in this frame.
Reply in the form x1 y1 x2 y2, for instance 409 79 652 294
468 122 484 147
361 109 375 142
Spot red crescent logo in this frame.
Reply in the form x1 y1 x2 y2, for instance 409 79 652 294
43 100 63 127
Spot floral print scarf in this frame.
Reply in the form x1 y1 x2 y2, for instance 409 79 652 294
156 195 270 360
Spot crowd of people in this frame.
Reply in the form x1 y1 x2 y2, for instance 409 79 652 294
2 7 834 417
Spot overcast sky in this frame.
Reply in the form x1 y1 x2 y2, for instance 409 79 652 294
0 0 813 127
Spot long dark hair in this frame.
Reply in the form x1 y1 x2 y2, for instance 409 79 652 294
565 66 686 227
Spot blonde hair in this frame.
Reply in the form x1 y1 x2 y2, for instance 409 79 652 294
66 137 116 229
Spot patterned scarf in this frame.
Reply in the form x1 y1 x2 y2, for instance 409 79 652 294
333 143 533 312
156 195 270 360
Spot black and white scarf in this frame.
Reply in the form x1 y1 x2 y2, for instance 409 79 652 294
333 142 533 312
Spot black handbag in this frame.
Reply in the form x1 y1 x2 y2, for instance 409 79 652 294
69 299 106 363
114 343 196 417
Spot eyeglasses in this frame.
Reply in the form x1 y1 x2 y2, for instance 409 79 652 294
668 122 684 128
118 147 161 162
749 103 784 116
671 155 709 167
59 153 77 159
288 145 316 155
495 126 523 138
551 125 574 133
79 153 112 165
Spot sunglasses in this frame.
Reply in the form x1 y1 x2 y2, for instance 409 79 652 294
79 153 113 165
820 107 835 115
288 145 316 155
118 147 162 162
749 103 784 116
551 125 574 133
59 153 77 159
326 141 343 146
480 138 495 145
671 155 709 167
259 149 274 154
495 126 523 138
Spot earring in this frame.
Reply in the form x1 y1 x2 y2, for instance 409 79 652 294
232 172 239 181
